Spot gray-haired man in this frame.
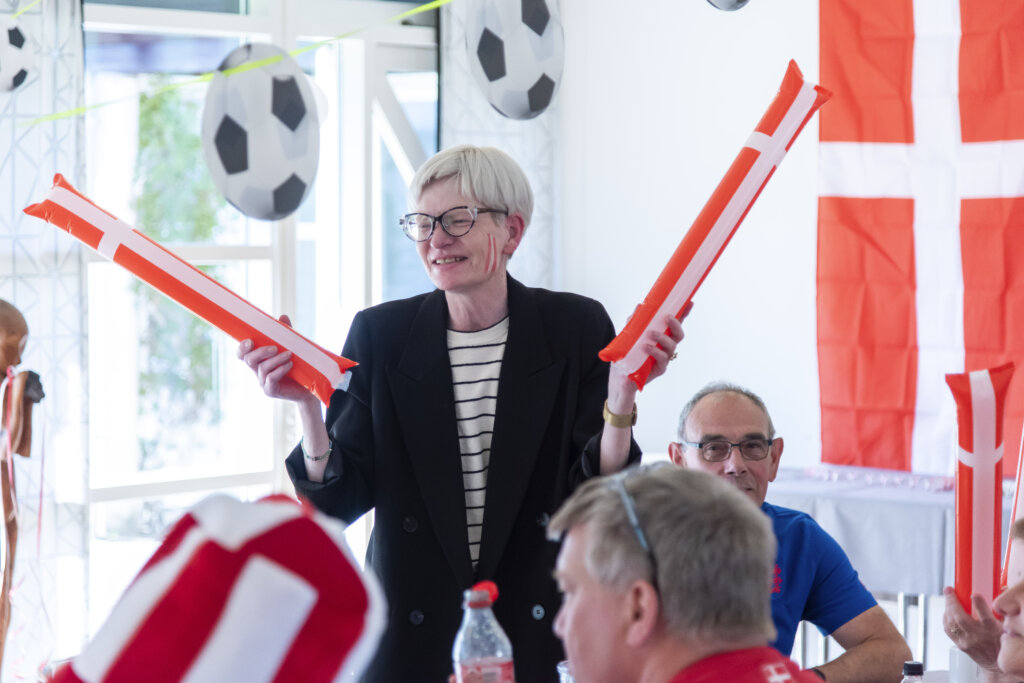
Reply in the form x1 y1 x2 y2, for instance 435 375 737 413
548 463 823 683
668 382 911 682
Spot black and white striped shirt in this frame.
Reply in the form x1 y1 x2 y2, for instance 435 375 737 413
447 317 508 570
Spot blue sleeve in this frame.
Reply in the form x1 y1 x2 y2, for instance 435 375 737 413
802 521 878 636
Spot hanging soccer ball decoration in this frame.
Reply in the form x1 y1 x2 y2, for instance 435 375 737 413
466 0 565 120
0 18 34 92
202 43 320 221
707 0 751 10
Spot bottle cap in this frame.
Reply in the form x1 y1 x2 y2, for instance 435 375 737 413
464 580 499 607
902 661 924 675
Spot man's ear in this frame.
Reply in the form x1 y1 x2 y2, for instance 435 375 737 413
668 441 686 467
624 579 660 647
767 436 784 482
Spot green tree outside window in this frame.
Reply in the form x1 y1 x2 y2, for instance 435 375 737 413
132 75 226 471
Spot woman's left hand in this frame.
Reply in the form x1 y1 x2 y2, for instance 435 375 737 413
599 307 690 474
606 304 690 411
641 307 688 385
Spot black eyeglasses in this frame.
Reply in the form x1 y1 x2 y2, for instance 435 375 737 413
681 438 774 462
612 473 659 591
399 206 505 242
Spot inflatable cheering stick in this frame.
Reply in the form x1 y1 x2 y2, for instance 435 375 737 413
599 60 831 388
24 175 356 404
946 363 1014 612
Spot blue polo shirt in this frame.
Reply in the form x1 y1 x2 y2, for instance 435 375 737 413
763 502 877 656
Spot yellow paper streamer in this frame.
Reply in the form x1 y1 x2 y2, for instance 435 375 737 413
21 0 452 127
12 0 44 20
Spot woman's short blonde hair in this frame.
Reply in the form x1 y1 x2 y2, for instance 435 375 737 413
408 144 534 228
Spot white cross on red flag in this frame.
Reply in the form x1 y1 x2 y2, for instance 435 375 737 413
761 662 795 683
817 0 1024 474
48 494 385 683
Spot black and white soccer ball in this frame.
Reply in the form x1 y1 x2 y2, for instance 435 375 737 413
0 18 34 93
201 43 320 221
707 0 750 10
466 0 565 120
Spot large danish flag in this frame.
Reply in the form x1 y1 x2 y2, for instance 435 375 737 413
818 0 1024 474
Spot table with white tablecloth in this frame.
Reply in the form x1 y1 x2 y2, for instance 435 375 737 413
764 465 1015 670
766 466 1014 597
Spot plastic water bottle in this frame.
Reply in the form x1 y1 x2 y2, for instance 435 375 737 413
452 580 515 683
900 661 924 682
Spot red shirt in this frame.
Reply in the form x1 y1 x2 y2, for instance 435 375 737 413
669 646 822 683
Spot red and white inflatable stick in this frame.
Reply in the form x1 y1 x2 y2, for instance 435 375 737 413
24 174 355 404
599 60 831 389
946 362 1013 612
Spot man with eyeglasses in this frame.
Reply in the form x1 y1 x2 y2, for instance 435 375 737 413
668 382 911 682
549 464 823 683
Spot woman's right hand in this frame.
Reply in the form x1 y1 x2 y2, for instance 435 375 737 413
943 586 1006 676
237 314 315 403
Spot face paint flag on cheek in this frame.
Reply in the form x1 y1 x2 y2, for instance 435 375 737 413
23 174 356 404
946 362 1014 612
598 60 831 389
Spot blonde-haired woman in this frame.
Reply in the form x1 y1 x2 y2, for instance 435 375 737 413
240 144 685 682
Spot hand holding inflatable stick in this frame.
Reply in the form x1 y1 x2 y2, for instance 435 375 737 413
24 175 356 404
599 60 831 388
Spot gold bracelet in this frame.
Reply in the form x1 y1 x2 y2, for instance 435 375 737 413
603 399 637 428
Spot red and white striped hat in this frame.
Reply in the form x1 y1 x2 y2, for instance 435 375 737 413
50 494 385 683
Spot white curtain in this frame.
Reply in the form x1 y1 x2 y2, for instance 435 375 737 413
439 2 560 290
0 0 86 677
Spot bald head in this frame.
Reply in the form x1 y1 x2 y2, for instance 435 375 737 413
669 382 783 506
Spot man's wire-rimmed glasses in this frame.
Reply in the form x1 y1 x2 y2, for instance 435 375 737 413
612 473 659 592
681 437 774 463
399 206 505 242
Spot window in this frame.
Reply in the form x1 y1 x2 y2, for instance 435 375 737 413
76 0 437 651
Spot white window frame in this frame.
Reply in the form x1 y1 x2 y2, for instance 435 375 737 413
79 0 436 539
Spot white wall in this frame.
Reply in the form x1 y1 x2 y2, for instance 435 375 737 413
557 0 822 466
